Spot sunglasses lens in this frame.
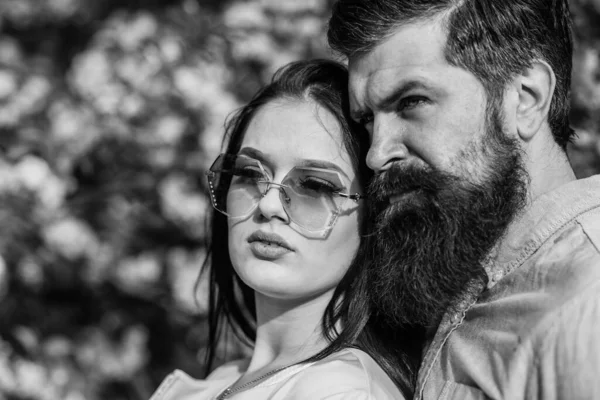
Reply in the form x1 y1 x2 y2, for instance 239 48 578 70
208 154 265 218
281 169 344 231
207 155 347 233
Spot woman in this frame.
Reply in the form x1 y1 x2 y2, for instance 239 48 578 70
150 59 418 399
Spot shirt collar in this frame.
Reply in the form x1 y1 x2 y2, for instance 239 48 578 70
485 174 600 289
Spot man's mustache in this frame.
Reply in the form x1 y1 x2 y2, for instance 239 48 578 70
367 163 456 205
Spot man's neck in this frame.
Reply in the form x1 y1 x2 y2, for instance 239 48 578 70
525 133 576 202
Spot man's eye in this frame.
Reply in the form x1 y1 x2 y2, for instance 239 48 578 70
398 96 428 112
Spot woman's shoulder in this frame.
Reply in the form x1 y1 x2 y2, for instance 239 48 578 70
149 358 249 400
280 348 405 400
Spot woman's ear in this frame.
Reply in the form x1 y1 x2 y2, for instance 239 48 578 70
514 60 556 142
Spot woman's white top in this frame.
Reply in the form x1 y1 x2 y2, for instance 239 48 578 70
149 348 405 399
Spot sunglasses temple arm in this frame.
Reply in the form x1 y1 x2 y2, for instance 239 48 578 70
337 192 365 202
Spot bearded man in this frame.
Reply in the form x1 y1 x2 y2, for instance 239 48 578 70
328 1 600 399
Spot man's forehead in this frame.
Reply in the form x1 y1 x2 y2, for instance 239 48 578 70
348 20 448 108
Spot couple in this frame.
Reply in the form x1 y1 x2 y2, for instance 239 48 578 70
151 1 600 399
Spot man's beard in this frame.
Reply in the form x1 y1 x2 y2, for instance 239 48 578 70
364 109 529 329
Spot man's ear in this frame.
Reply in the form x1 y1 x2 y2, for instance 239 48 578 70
514 60 555 142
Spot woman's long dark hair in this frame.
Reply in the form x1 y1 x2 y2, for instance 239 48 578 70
198 59 422 397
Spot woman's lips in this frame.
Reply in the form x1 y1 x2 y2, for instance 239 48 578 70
249 242 292 259
247 231 294 260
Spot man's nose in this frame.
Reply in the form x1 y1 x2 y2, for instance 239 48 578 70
366 116 410 172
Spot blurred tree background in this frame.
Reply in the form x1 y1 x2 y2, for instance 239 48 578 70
0 0 598 399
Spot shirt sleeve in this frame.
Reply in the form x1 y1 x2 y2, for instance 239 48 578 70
282 359 372 400
280 352 404 400
534 283 600 400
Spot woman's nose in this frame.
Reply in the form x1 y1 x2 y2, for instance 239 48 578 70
256 185 289 222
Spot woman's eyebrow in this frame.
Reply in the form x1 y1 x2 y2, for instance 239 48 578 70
236 149 351 180
296 159 349 179
237 147 267 162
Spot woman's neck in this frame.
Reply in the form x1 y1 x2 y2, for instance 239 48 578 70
245 290 334 373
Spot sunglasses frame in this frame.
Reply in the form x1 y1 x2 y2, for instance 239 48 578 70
206 153 364 238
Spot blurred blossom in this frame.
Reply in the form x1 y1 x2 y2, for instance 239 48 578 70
120 93 147 120
146 145 178 169
0 340 15 391
107 12 159 52
293 16 324 38
77 325 149 381
153 114 187 145
48 98 102 174
113 252 162 296
46 0 80 19
0 160 21 194
119 325 150 377
12 359 49 396
159 174 209 237
71 49 111 95
224 2 269 30
573 48 600 110
48 362 71 391
231 32 278 64
0 75 51 127
116 55 161 92
167 247 207 315
0 0 34 25
0 0 82 26
43 336 73 359
13 325 40 354
13 155 68 211
42 217 99 261
0 69 17 100
197 86 240 165
173 65 227 108
261 0 325 13
159 36 184 64
13 155 52 190
16 257 45 290
0 254 7 300
49 99 91 141
572 129 597 149
0 37 23 66
70 49 125 115
83 243 115 286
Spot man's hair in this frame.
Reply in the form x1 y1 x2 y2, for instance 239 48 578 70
328 0 575 148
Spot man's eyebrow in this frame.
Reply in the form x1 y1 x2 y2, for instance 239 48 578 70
374 80 435 111
351 79 435 122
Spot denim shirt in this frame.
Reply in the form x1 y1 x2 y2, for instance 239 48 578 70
416 175 600 400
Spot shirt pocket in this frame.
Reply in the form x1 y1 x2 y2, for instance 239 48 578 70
437 380 488 400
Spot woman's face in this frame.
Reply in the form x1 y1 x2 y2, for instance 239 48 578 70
227 99 363 302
